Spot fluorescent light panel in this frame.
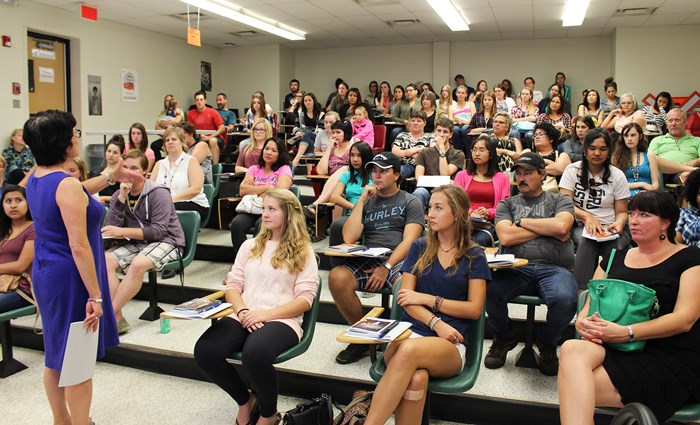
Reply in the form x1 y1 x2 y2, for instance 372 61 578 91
178 0 305 41
426 0 469 31
562 0 590 27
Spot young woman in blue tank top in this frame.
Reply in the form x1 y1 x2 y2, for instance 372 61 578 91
611 122 659 198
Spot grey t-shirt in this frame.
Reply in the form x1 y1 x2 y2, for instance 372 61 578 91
495 192 576 270
362 190 424 250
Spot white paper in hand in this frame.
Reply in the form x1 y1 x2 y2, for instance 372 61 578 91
59 321 99 387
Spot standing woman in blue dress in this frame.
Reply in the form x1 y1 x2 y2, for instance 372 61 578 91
23 110 125 425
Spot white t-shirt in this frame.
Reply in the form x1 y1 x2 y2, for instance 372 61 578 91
559 161 630 225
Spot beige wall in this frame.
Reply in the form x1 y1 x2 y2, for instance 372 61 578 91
614 25 700 101
219 44 281 115
0 0 221 149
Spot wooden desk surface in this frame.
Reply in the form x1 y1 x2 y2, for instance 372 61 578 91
336 307 412 344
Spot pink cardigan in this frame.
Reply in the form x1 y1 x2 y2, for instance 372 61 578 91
352 118 375 148
453 171 511 221
226 239 318 340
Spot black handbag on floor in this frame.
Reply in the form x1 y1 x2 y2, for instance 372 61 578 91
282 393 343 425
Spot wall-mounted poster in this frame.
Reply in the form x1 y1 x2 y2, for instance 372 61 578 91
201 61 212 92
88 75 102 116
121 69 138 102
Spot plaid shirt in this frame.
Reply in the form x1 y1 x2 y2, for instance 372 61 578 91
677 207 700 247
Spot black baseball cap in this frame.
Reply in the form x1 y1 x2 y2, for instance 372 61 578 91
366 152 401 171
512 152 545 171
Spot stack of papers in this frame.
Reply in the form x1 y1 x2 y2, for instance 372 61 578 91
326 243 367 254
486 253 516 267
582 227 620 242
167 300 231 319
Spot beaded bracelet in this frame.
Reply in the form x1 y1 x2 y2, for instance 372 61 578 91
87 297 103 303
429 316 442 330
432 296 443 313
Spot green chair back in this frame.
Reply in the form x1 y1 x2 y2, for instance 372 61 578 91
211 163 223 197
162 210 200 271
201 184 215 228
290 185 300 199
231 276 323 364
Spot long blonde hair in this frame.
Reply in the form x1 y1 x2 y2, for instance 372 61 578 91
245 118 273 156
413 185 479 276
250 188 311 273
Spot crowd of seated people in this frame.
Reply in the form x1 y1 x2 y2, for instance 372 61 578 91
5 71 700 425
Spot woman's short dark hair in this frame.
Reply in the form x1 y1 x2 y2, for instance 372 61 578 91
331 120 353 141
467 135 498 178
257 137 291 172
0 185 31 241
23 110 76 167
534 122 560 147
349 141 374 187
684 168 700 209
107 135 126 154
628 191 679 242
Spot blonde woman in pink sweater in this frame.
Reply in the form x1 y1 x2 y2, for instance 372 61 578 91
194 189 318 425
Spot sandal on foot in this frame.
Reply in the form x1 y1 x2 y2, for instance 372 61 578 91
303 205 317 219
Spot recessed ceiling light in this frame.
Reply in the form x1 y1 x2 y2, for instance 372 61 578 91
562 0 590 27
426 0 469 32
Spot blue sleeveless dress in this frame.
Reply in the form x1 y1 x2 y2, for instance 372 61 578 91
27 172 119 371
623 152 652 198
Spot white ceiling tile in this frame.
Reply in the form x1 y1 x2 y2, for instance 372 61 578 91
454 0 491 8
399 0 436 11
586 1 621 18
684 11 700 24
581 17 611 28
273 2 335 19
618 0 665 8
533 4 565 19
462 7 497 23
532 0 565 4
364 4 411 15
498 21 535 31
605 15 651 27
644 13 693 25
534 29 569 38
655 0 700 14
493 6 533 21
500 30 535 40
488 0 533 6
374 11 422 21
533 19 563 30
310 0 370 16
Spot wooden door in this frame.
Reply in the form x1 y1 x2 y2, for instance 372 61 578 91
27 34 67 113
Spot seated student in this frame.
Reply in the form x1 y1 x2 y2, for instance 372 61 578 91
293 112 338 172
290 92 325 168
179 121 213 185
642 91 672 134
388 84 421 146
126 122 155 172
230 137 293 260
676 168 700 247
538 84 572 116
562 116 595 163
3 128 35 185
419 91 441 133
522 122 571 185
649 108 700 181
350 106 374 148
454 136 510 247
97 135 127 204
329 142 374 221
329 152 424 364
489 112 522 172
0 185 35 313
484 152 578 376
559 129 630 289
194 189 318 425
559 191 700 425
411 118 465 208
363 185 490 425
611 122 659 197
303 120 353 218
450 85 477 154
236 118 274 174
102 150 185 334
152 94 185 162
392 111 435 178
600 93 646 140
536 94 572 131
150 127 210 221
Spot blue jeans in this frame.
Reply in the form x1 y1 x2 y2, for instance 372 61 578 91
400 163 415 179
485 264 577 345
0 290 32 314
412 187 431 209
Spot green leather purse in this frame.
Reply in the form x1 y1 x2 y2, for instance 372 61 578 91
587 249 659 352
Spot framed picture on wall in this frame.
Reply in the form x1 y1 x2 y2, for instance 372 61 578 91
201 61 212 92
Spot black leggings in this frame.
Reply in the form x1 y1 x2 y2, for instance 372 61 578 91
194 318 298 417
175 201 209 223
230 213 261 260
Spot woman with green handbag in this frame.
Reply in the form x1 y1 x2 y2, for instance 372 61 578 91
558 191 700 424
